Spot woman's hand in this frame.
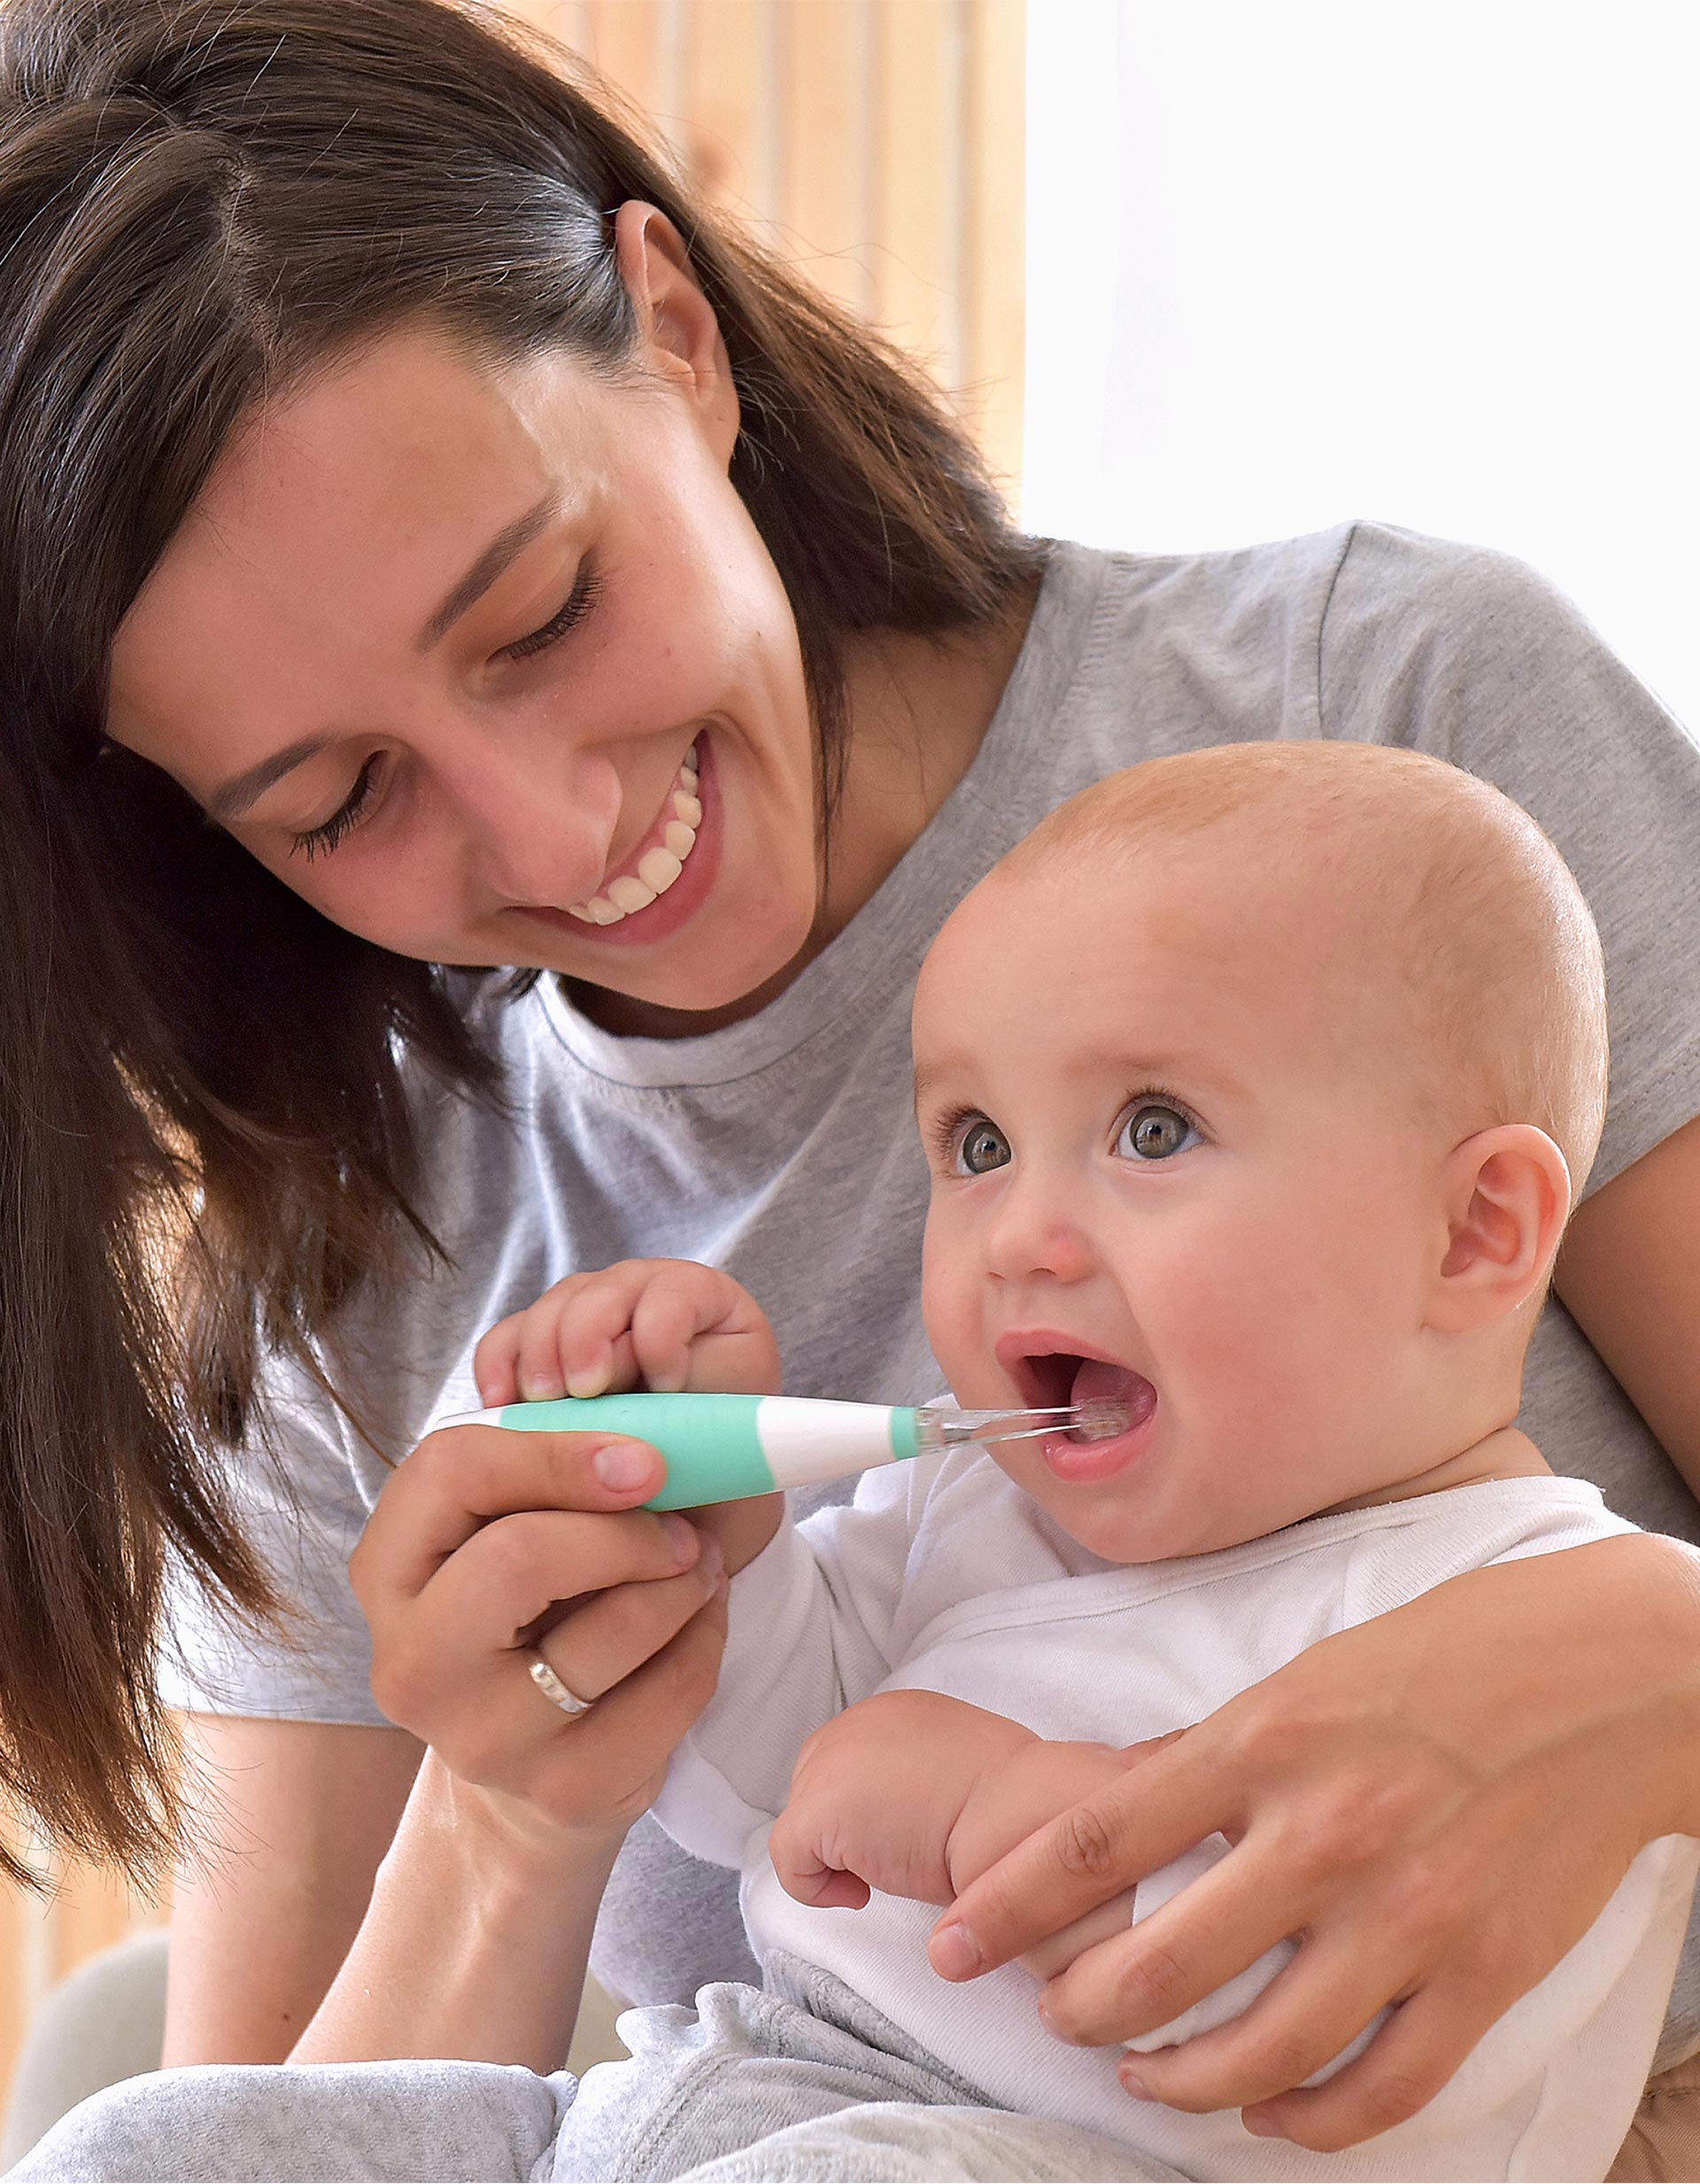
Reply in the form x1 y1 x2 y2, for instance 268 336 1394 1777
350 1417 729 1860
927 1532 1700 2151
352 1258 787 1859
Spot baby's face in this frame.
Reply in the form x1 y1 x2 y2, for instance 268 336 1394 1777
914 837 1452 1564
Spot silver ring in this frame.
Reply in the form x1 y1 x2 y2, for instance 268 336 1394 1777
529 1654 595 1718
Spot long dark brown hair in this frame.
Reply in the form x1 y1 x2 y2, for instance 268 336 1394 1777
0 0 1037 1887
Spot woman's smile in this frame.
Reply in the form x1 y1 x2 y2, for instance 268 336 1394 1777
516 730 723 951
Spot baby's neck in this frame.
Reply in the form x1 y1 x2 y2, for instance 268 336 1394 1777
1320 1425 1550 1519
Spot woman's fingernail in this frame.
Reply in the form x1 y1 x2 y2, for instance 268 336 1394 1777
929 1924 982 1979
1242 2111 1281 2139
697 1532 724 1578
1117 2065 1150 2100
594 1440 656 1493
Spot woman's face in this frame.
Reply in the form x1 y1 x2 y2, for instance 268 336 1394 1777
107 251 821 1015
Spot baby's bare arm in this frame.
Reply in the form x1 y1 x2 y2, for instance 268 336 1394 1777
772 1688 1154 1982
771 1691 1033 1909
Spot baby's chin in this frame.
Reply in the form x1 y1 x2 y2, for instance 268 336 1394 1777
996 1448 1320 1568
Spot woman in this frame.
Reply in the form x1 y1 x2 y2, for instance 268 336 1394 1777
1 0 1697 2176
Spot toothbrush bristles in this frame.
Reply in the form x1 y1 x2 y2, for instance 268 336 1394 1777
931 1397 1132 1449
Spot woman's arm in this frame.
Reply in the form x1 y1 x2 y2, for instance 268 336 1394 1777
288 1748 622 2070
280 1418 727 2070
164 1715 422 2065
1556 1110 1700 1489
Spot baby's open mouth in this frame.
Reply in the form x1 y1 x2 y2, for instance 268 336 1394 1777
1010 1349 1157 1443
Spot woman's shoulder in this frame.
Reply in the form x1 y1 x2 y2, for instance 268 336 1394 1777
1027 520 1587 773
1068 517 1583 680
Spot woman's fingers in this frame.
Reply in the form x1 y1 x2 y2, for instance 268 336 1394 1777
1109 1926 1410 2116
1034 1836 1309 2048
930 1733 1229 1982
531 1533 724 1705
364 1505 703 1731
1240 1973 1510 2152
437 1574 734 1835
520 1579 733 1821
420 1504 702 1655
351 1424 667 1601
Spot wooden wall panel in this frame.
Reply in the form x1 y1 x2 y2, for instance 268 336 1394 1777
505 0 1024 491
873 0 959 382
681 0 774 216
962 0 1024 495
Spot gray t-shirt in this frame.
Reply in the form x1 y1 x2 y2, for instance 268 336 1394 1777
160 523 1700 2062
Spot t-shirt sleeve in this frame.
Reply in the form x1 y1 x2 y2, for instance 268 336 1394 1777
155 1353 390 1727
1318 522 1700 1193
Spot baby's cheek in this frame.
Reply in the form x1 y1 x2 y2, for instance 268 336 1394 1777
919 1222 993 1397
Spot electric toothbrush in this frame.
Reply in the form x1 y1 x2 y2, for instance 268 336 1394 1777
434 1391 1126 1511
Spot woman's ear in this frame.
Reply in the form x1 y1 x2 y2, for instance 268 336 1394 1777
1426 1124 1573 1334
612 199 739 461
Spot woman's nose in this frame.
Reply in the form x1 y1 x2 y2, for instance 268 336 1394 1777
443 732 620 905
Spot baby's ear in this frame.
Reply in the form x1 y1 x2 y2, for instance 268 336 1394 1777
1425 1124 1572 1334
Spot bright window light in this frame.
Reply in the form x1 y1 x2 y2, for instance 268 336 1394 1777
1025 2 1700 734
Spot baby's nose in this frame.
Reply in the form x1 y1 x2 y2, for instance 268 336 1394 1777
985 1200 1095 1285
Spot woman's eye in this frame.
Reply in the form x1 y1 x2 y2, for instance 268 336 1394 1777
501 560 602 663
955 1119 1012 1176
289 755 382 860
1116 1102 1201 1161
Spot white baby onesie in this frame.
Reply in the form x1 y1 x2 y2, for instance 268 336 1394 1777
653 1456 1698 2182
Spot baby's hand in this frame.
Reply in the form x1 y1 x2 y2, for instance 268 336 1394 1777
771 1691 1038 1911
475 1258 782 1408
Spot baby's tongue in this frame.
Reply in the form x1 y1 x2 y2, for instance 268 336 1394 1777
1068 1356 1156 1439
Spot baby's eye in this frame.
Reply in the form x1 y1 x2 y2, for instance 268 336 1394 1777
1115 1102 1201 1162
955 1118 1012 1176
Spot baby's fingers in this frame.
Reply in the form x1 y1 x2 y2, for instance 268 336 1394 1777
771 1810 871 1910
473 1314 526 1407
628 1265 745 1393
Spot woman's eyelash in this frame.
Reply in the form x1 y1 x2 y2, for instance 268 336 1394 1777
285 561 603 860
291 755 380 860
502 560 602 662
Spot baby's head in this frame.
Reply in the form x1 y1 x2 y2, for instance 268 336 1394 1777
913 741 1606 1563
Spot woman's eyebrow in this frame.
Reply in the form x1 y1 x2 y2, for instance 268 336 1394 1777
205 493 566 821
208 733 335 822
419 490 560 652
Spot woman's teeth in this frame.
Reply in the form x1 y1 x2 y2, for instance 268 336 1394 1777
568 747 701 926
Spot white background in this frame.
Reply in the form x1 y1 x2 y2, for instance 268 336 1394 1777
1024 1 1700 735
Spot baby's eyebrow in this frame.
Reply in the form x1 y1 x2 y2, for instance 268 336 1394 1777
910 1060 962 1115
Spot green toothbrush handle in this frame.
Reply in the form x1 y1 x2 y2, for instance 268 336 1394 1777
448 1392 920 1509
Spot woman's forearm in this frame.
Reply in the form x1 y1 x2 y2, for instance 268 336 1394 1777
289 1749 619 2072
1417 1530 1700 1838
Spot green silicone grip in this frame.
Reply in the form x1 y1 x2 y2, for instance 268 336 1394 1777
494 1391 777 1509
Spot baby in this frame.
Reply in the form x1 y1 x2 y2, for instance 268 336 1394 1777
483 741 1698 2182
